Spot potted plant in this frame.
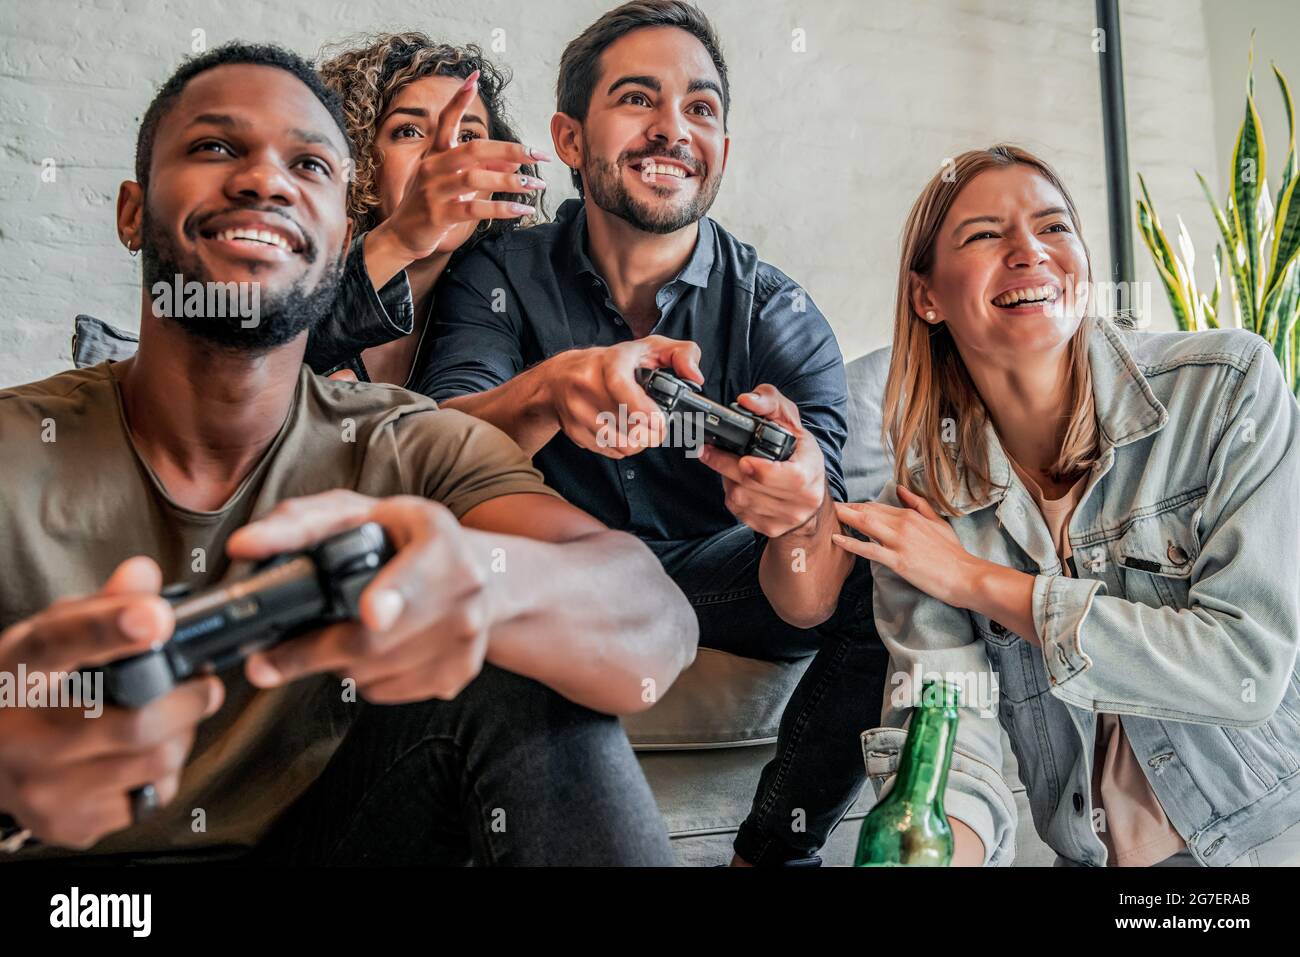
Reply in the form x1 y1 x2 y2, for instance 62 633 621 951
1137 38 1300 397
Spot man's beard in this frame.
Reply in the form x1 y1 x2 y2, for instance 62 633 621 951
583 145 722 235
140 205 344 352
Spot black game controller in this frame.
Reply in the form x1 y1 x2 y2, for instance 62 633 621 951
99 522 395 709
636 368 797 462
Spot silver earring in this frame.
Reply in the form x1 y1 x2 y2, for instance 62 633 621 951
129 247 140 258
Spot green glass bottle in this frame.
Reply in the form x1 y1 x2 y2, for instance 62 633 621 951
855 679 959 867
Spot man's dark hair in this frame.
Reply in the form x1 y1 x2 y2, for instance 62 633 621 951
134 42 353 190
556 1 730 194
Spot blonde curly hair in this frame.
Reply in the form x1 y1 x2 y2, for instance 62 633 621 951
318 32 543 240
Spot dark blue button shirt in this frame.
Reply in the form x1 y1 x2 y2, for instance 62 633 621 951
413 199 848 544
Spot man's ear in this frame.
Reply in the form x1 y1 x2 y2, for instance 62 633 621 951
909 271 941 324
343 218 354 256
550 112 583 189
719 135 730 178
116 180 144 252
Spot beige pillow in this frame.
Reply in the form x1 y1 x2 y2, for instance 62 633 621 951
622 649 810 750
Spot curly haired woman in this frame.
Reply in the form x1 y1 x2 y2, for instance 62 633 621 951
311 32 551 385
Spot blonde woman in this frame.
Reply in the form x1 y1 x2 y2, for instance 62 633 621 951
778 145 1300 866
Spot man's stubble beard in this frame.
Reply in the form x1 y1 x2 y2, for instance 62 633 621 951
139 204 345 353
583 152 722 235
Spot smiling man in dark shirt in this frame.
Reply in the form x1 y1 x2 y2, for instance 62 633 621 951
414 1 888 866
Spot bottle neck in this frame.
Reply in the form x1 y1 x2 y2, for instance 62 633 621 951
892 707 957 810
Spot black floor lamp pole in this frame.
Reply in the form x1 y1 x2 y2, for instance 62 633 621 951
1097 0 1135 295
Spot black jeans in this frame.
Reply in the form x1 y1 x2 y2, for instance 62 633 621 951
253 664 674 866
649 524 888 865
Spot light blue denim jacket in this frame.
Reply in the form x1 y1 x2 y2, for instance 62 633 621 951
863 316 1300 866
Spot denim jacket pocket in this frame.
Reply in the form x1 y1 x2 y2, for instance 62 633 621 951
973 616 1055 708
973 614 1021 648
996 690 1066 816
862 727 1010 798
1114 492 1204 608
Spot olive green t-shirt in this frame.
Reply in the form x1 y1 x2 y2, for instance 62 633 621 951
0 361 561 859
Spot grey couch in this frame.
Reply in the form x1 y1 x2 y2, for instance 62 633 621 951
623 347 1055 866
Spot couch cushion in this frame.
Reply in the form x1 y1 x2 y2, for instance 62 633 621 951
621 648 809 750
843 345 893 503
73 314 139 368
637 743 874 865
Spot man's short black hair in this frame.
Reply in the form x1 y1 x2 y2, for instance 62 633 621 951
556 1 730 195
134 41 353 189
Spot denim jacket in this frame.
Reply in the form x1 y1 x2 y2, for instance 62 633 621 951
863 316 1300 866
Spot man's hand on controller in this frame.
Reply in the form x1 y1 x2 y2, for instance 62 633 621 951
542 335 704 458
228 490 496 704
0 557 223 849
698 384 828 538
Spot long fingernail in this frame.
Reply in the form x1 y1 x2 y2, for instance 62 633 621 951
510 203 536 216
520 175 547 189
369 589 405 631
460 70 480 92
527 147 553 161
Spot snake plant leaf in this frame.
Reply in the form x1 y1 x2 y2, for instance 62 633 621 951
1293 312 1300 392
1138 210 1191 329
1275 64 1297 208
1230 91 1267 323
1201 294 1219 330
1177 215 1205 329
1138 175 1188 279
1210 242 1224 318
1266 258 1300 360
1283 326 1295 389
1260 183 1275 256
1267 173 1300 301
1198 171 1254 330
1137 191 1193 329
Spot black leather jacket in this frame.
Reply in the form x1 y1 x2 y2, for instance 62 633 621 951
309 233 414 380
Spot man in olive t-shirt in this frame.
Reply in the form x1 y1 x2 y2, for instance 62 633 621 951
0 42 696 865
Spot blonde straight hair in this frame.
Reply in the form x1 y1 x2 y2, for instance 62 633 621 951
882 145 1101 517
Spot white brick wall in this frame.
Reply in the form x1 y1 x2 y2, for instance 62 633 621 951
1 0 1221 386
